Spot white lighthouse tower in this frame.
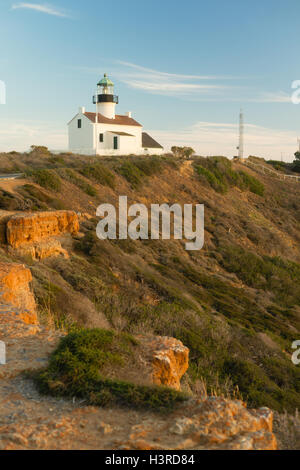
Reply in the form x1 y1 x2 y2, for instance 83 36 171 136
93 73 119 119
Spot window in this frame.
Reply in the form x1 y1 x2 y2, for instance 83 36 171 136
77 119 82 129
99 133 104 143
113 136 118 150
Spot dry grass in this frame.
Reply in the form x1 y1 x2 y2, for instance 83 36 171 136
273 410 300 450
1 150 300 417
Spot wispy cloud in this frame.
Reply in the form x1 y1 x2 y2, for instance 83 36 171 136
75 61 238 97
150 121 297 161
11 3 69 18
121 80 230 94
116 61 241 81
78 61 292 103
0 119 67 152
251 91 292 103
114 61 238 96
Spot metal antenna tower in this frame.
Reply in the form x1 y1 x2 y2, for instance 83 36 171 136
238 109 244 160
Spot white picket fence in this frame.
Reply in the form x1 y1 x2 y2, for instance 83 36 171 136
243 160 300 182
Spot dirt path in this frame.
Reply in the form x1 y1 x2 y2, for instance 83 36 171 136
0 179 28 194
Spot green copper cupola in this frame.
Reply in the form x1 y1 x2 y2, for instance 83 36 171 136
97 73 114 88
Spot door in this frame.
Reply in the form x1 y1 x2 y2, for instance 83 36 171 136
113 136 118 150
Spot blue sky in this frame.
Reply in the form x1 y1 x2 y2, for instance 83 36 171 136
0 0 300 160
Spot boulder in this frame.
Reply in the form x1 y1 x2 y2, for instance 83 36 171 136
138 335 189 390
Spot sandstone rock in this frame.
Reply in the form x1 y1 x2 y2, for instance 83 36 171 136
0 262 37 324
98 422 113 435
117 397 277 451
137 336 189 390
3 433 28 447
0 211 15 244
14 239 69 261
6 211 79 249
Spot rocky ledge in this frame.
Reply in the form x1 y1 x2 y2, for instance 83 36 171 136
6 210 79 249
117 397 276 450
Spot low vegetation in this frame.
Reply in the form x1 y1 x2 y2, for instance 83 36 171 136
115 156 173 189
58 168 97 197
79 162 115 189
27 169 62 192
194 156 265 195
0 149 299 413
34 328 187 411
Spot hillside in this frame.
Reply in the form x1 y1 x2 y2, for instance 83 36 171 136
0 150 299 448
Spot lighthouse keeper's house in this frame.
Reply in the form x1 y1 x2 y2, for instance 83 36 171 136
68 74 163 156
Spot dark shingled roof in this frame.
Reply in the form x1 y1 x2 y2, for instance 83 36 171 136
84 112 142 127
142 132 163 149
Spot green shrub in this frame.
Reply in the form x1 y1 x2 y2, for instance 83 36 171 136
134 157 162 176
220 244 271 288
18 183 66 210
193 157 265 196
222 358 300 412
116 161 145 189
19 184 53 203
239 171 265 196
220 244 300 308
33 328 187 411
0 190 22 210
47 155 66 166
60 169 97 196
115 157 166 189
29 169 62 192
194 164 227 193
79 163 115 189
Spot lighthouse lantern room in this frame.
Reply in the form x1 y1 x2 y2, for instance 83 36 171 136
93 73 119 119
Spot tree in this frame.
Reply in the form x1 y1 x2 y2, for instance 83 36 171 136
183 147 195 159
171 146 181 157
292 151 300 172
171 146 195 159
30 145 51 156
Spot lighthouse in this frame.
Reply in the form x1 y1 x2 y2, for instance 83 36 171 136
93 73 119 119
68 74 163 156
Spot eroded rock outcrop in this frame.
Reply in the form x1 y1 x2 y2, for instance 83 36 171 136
6 211 79 248
0 262 37 324
138 335 189 390
14 239 69 261
118 397 277 450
